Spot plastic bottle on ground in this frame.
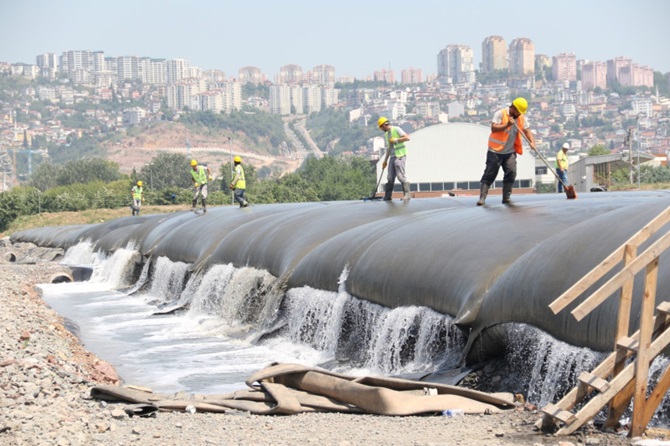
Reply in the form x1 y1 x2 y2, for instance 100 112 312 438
442 409 464 417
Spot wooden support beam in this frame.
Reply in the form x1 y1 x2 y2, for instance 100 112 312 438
549 206 670 315
578 372 610 393
571 232 670 321
631 258 659 437
552 321 670 436
641 361 670 429
542 403 576 424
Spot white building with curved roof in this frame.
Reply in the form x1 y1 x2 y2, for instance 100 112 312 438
376 122 536 198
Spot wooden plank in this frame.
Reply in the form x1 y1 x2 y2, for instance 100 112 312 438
552 314 669 416
542 403 576 424
549 206 670 315
631 258 659 437
571 232 670 321
642 360 670 428
556 321 670 436
614 244 637 343
657 301 670 314
604 379 635 429
617 336 639 352
578 372 610 393
549 246 625 314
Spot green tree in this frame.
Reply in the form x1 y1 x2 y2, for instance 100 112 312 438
29 158 122 191
588 145 610 156
138 153 193 191
306 108 377 155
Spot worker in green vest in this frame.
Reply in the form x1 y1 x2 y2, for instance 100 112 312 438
130 181 143 216
378 117 411 201
229 155 249 208
189 159 211 213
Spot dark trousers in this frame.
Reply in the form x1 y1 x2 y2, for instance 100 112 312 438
480 151 517 186
234 188 246 206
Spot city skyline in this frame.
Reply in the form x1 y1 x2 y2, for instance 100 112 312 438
0 0 668 79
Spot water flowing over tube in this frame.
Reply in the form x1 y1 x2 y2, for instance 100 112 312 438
12 191 670 363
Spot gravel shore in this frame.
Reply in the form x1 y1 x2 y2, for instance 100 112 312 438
0 239 660 445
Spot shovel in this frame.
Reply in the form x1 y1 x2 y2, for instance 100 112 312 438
514 123 577 200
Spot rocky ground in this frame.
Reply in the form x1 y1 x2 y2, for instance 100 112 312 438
1 239 667 446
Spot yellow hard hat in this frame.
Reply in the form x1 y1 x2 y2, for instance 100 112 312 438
190 159 198 166
377 117 389 128
137 181 143 187
512 97 528 114
233 155 242 163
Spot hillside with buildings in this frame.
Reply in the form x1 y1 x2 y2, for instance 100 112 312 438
1 40 670 190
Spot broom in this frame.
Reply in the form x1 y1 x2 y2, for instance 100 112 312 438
515 123 577 199
365 166 386 200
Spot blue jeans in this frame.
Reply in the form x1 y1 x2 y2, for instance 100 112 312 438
234 188 247 207
557 169 568 193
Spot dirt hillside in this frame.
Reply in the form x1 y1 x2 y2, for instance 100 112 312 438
103 121 301 175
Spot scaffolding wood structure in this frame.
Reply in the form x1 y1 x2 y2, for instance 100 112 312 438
539 206 670 437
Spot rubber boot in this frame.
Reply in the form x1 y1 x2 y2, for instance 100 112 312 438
383 183 393 201
191 199 197 212
476 184 489 206
202 198 207 214
241 199 249 208
502 183 513 204
402 182 411 202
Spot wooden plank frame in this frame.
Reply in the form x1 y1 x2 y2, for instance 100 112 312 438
540 206 670 437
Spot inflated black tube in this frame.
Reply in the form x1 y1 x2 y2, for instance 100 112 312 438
9 191 670 362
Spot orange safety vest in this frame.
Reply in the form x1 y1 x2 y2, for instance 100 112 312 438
488 109 525 155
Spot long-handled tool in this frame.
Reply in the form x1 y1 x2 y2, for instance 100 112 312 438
515 123 577 200
365 166 386 200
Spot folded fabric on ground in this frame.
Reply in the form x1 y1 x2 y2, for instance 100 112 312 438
90 362 517 415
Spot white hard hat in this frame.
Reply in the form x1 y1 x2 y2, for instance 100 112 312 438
562 143 570 149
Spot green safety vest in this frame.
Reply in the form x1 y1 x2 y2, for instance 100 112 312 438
233 165 246 189
131 186 143 200
190 166 208 184
385 126 407 157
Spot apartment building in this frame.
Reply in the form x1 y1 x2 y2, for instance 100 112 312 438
309 64 336 86
302 86 322 114
269 85 291 115
238 66 263 84
509 38 535 77
373 68 395 83
36 53 58 78
401 67 423 84
553 53 577 82
141 58 167 85
277 64 303 85
481 36 507 73
166 59 190 85
437 44 475 84
581 61 607 90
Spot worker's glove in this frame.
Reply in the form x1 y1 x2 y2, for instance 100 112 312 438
389 138 395 145
194 183 199 188
382 161 387 169
229 184 235 190
208 176 213 181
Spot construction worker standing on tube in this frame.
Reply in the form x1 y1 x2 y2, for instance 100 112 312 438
476 97 536 206
229 155 249 208
130 180 143 216
189 159 211 213
378 117 411 202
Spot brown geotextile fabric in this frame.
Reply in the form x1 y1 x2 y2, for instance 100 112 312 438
90 363 516 415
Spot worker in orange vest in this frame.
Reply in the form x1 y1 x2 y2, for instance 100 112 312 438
476 97 536 206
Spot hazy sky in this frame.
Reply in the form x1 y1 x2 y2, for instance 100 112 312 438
1 0 667 79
